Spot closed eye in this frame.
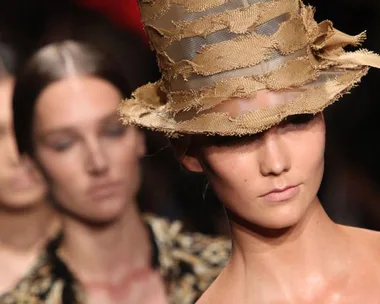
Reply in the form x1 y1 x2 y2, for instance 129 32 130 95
102 123 127 137
49 139 75 152
206 133 262 147
281 114 315 128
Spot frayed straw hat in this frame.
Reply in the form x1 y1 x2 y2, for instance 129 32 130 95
118 0 380 136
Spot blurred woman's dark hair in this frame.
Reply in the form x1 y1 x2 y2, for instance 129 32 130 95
0 41 16 77
12 40 132 156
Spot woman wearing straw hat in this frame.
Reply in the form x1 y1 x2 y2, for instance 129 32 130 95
119 0 380 302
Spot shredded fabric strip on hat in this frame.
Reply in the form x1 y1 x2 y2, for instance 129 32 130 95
118 0 380 137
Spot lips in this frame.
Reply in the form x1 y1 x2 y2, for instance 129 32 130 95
88 181 122 201
260 185 300 202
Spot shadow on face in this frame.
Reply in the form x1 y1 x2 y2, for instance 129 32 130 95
180 91 326 230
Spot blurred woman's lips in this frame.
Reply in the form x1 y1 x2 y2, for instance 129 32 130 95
260 185 300 202
88 181 122 201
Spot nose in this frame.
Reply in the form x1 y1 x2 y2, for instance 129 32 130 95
85 140 109 176
259 128 291 177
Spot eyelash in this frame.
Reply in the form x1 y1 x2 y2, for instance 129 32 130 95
281 114 315 129
209 134 261 147
52 140 73 152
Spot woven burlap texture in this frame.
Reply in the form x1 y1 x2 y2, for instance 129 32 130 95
118 0 380 136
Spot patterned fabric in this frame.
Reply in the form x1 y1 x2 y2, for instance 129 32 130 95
0 214 230 304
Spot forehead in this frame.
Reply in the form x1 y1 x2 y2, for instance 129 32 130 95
0 78 14 123
35 76 122 130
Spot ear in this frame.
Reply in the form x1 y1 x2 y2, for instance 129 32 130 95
181 154 204 173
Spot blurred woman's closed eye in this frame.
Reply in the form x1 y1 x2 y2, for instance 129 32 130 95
102 123 127 138
50 140 74 152
43 135 76 152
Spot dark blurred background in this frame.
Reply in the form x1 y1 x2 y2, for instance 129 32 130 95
1 0 380 234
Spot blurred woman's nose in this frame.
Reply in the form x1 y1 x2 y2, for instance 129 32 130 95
258 128 291 177
85 140 109 176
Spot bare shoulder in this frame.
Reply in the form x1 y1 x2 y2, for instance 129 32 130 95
341 225 380 254
196 292 212 304
195 284 222 304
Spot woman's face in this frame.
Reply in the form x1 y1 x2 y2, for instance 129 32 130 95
183 111 325 230
33 76 145 224
0 78 47 209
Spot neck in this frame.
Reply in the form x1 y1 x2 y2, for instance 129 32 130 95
225 199 351 299
60 202 151 284
0 201 59 252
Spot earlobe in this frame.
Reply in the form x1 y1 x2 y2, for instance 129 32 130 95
181 155 204 173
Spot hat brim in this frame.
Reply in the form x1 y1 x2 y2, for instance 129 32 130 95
118 67 368 137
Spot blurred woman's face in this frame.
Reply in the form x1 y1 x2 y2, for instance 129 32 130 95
33 76 145 224
0 78 47 209
183 106 325 230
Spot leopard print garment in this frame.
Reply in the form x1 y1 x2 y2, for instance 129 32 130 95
0 214 230 304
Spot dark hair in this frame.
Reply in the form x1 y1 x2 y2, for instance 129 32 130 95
0 41 16 77
13 40 132 156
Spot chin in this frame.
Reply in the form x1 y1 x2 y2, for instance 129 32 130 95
0 191 46 211
260 200 310 230
259 213 302 230
76 200 128 227
79 212 124 227
229 198 308 232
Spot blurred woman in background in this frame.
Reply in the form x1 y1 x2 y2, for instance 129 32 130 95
0 44 60 298
9 40 229 304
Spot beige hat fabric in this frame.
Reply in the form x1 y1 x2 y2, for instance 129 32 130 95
118 0 380 136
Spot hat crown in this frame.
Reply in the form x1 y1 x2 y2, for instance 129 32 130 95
137 0 321 110
118 0 380 137
140 0 299 61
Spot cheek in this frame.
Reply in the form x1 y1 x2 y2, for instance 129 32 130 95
24 158 47 187
110 138 141 180
104 138 142 202
291 125 326 181
203 150 259 201
108 129 143 176
206 152 253 182
0 154 6 179
0 137 14 176
35 148 81 199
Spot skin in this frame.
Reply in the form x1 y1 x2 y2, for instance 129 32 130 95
0 78 47 209
0 78 58 295
33 75 167 304
181 92 380 303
